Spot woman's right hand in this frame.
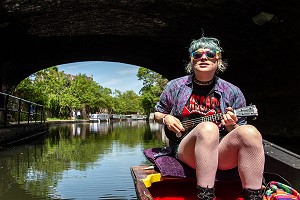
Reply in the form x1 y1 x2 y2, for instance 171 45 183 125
163 114 185 135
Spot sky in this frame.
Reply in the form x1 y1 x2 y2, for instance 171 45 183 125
57 61 144 94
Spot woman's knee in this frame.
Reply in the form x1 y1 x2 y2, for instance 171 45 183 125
237 125 262 145
193 122 219 141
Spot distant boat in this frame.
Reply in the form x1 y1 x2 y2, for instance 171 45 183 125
148 113 155 121
131 114 147 120
110 114 127 121
110 114 147 121
89 114 110 123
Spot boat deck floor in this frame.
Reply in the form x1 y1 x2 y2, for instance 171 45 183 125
131 165 244 200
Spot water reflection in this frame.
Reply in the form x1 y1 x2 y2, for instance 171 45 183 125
0 121 166 200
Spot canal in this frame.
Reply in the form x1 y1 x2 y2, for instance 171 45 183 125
0 121 167 200
0 121 299 200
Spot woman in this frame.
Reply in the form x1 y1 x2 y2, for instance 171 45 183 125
154 36 265 200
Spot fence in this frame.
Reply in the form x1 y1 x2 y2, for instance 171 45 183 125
0 92 45 126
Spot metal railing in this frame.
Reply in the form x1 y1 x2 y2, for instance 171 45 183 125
0 92 45 126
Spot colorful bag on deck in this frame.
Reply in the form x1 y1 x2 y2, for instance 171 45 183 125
263 181 300 200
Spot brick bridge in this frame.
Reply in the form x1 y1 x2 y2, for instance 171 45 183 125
1 0 299 137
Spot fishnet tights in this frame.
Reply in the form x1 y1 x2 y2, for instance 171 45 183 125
218 125 265 189
194 130 219 188
178 123 264 190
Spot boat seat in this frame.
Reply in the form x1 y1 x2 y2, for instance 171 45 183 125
144 147 240 181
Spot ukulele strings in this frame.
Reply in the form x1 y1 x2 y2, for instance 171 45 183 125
178 113 223 140
175 106 256 140
181 113 224 129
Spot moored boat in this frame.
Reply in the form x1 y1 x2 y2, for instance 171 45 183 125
89 113 110 122
110 114 127 121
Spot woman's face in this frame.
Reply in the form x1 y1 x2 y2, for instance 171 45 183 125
190 48 220 74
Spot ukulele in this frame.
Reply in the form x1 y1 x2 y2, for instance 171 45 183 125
164 105 258 143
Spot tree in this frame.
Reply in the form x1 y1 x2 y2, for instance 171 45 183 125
137 67 168 115
14 66 144 119
112 90 143 114
137 68 168 94
14 75 47 105
15 67 69 117
35 67 72 118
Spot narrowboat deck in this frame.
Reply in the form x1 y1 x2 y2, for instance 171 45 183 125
131 165 244 200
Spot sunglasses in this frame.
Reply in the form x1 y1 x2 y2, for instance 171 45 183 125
191 50 219 60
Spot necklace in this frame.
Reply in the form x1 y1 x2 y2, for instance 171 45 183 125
193 77 214 85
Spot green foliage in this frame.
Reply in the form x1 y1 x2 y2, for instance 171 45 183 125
14 66 144 119
113 90 143 114
137 67 168 115
14 76 47 105
14 65 167 118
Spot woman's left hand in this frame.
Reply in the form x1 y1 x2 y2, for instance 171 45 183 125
221 107 238 127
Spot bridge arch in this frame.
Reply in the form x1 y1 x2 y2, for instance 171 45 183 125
1 1 299 137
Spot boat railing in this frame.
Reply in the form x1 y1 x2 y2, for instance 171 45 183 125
0 92 45 126
263 139 300 191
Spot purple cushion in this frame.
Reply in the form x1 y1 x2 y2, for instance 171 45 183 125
143 148 195 178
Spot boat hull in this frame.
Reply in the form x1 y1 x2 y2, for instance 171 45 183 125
89 119 99 123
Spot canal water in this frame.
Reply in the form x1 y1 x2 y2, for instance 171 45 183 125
0 121 299 200
0 121 167 200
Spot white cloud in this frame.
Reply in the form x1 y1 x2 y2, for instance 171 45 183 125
117 68 138 75
102 79 122 87
59 62 92 70
57 61 143 94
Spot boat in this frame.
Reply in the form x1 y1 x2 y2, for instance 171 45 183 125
131 140 300 200
89 113 110 122
125 114 147 121
110 114 128 121
131 165 247 200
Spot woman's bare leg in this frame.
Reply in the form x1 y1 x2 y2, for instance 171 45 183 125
178 122 219 188
218 125 265 189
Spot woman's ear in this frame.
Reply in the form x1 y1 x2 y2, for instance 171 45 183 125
215 60 222 74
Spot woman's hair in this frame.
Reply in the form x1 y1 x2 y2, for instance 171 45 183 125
185 36 228 74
